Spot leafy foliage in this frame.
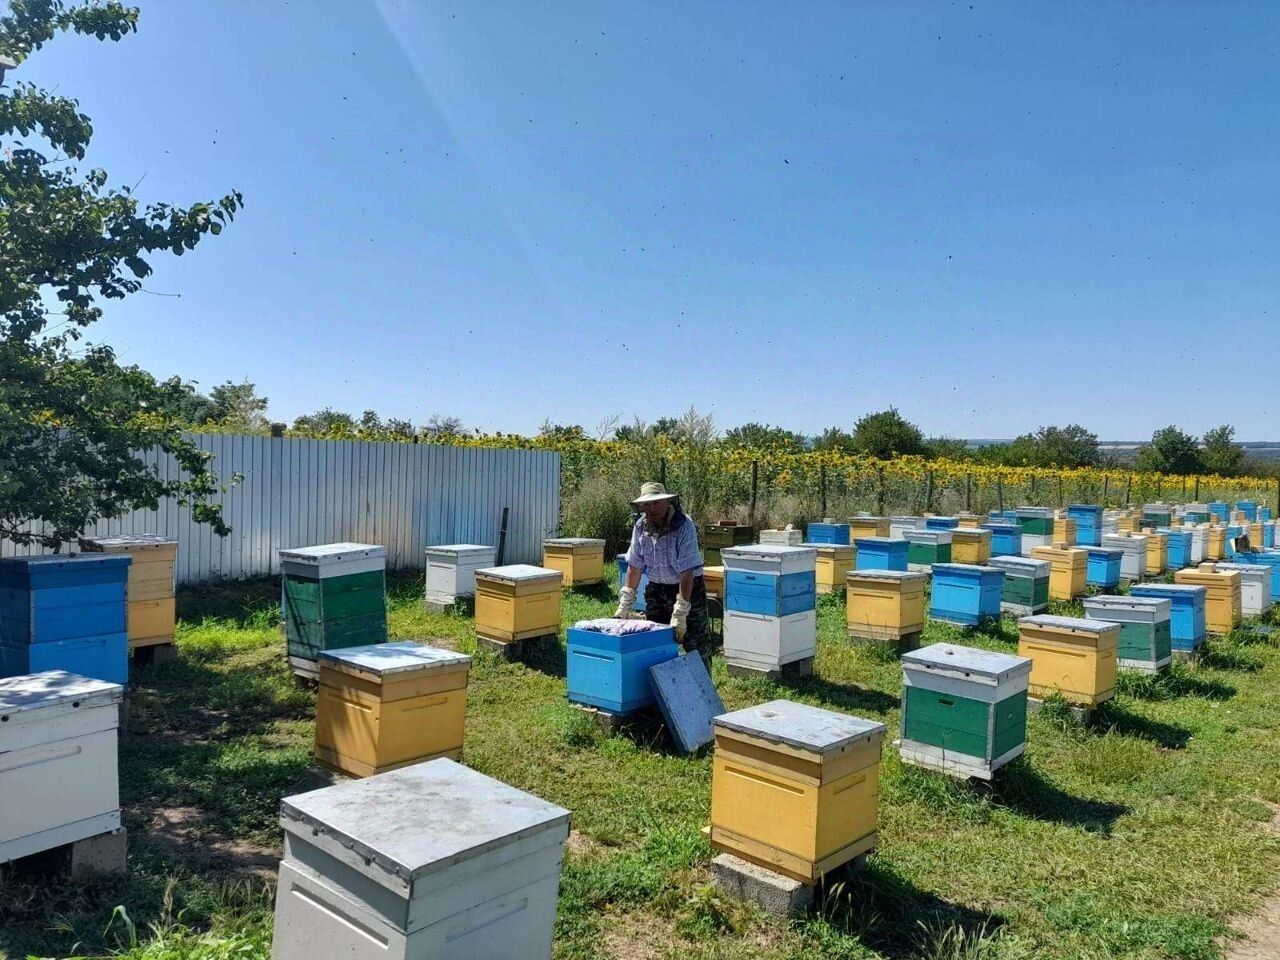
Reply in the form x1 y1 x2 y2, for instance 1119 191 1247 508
0 1 242 547
1136 426 1203 475
1200 424 1244 476
851 407 929 458
721 422 805 453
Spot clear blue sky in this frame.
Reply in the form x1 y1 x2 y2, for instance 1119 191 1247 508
19 1 1280 439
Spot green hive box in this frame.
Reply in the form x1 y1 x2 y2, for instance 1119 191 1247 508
1082 595 1172 674
898 643 1033 780
988 556 1050 616
905 529 952 571
279 543 388 677
702 521 755 566
1014 508 1054 536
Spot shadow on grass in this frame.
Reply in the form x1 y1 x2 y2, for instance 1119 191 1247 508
1197 644 1265 673
783 673 900 716
178 576 280 630
512 633 568 679
810 858 1006 959
1093 702 1192 749
569 582 617 604
985 758 1129 834
1116 667 1236 702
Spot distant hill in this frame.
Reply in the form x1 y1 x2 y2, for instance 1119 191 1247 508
962 440 1280 461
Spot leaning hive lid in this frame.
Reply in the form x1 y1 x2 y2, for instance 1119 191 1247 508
278 543 386 564
1019 614 1119 635
0 670 122 715
318 641 471 678
903 643 1031 681
713 700 885 754
280 759 570 884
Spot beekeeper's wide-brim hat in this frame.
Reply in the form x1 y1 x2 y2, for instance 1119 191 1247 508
631 481 679 506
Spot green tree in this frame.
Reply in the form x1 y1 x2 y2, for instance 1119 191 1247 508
1200 424 1244 476
538 421 587 442
206 379 269 432
851 408 928 459
152 374 214 425
1135 426 1202 474
926 436 972 460
812 427 856 454
1 2 242 548
292 408 357 436
1030 424 1100 467
721 422 805 452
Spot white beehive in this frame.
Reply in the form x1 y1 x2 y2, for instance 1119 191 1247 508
272 758 571 960
1215 563 1272 617
1018 532 1052 557
424 544 497 605
722 609 817 672
1102 533 1149 582
758 527 804 546
0 671 123 864
889 516 924 539
1188 527 1207 565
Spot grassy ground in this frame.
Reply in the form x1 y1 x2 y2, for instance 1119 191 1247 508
3 566 1280 959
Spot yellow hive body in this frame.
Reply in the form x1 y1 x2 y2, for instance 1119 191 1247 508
1249 522 1265 549
957 513 983 528
848 517 890 539
474 567 563 643
950 528 991 565
127 598 177 646
710 702 885 883
813 546 855 594
1117 516 1138 533
1053 517 1077 543
845 571 926 641
703 565 725 598
1174 564 1242 634
1204 526 1226 561
1018 617 1118 707
1144 532 1167 575
1031 543 1087 601
314 645 471 778
78 536 177 648
541 539 605 587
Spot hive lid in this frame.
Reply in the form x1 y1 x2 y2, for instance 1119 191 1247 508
544 537 606 547
318 641 471 677
846 569 928 583
951 527 992 539
277 543 386 564
903 643 1031 681
1215 562 1269 574
78 534 177 551
720 544 817 561
713 699 885 754
1083 595 1171 614
0 553 130 573
280 758 570 884
987 556 1051 574
1014 507 1054 517
1082 547 1124 558
890 516 922 524
1018 614 1119 635
852 536 905 547
904 529 952 542
931 563 1002 575
804 543 855 557
1067 504 1102 514
0 670 122 715
425 543 495 557
980 522 1020 531
1131 583 1208 597
476 563 562 583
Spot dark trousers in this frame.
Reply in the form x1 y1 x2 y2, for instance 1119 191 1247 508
645 576 712 668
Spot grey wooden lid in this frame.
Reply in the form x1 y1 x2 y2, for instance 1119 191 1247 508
318 641 471 677
1131 583 1207 597
903 643 1031 680
0 670 122 715
721 544 817 560
476 563 562 583
846 569 928 583
1018 614 1120 635
714 699 885 753
987 556 1050 574
425 544 495 557
79 534 177 550
544 538 606 547
280 759 570 883
1083 596 1171 614
277 543 386 564
932 563 1002 575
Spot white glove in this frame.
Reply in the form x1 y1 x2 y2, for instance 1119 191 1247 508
614 586 637 620
671 597 691 641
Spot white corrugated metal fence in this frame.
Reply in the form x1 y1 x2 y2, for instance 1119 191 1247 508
0 435 561 584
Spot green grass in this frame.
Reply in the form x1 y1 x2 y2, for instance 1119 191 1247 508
3 568 1280 959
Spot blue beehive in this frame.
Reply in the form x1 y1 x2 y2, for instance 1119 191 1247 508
1264 523 1277 549
988 510 1018 523
1236 501 1258 522
616 555 648 613
1261 507 1273 522
1083 546 1123 589
854 537 909 572
805 522 851 546
925 517 960 531
1237 551 1280 602
983 522 1022 558
1208 502 1230 523
1157 528 1192 570
0 555 130 684
725 567 816 617
1066 504 1102 546
930 564 1004 627
1131 583 1206 653
566 624 679 714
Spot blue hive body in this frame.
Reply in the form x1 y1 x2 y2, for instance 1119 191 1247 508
1083 547 1122 588
930 564 1004 626
566 625 679 714
805 522 851 546
1158 529 1192 570
1236 501 1258 522
983 523 1022 558
925 517 960 531
1131 584 1206 652
853 537 909 572
1067 504 1102 546
725 569 816 617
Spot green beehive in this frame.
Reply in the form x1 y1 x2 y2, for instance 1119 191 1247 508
904 529 952 571
280 543 388 679
988 556 1050 616
701 521 755 566
1082 595 1172 674
1014 507 1054 537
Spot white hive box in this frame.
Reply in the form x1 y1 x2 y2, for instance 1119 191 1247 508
889 516 924 539
279 542 388 579
424 544 497 605
1019 532 1052 557
1215 563 1272 617
1101 533 1148 582
1188 527 1207 565
722 609 817 671
759 528 804 546
0 671 123 864
272 758 571 960
721 544 817 576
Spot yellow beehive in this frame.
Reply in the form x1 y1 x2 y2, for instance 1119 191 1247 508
474 565 563 644
957 513 983 528
813 545 855 594
1249 522 1265 550
710 700 886 883
1144 531 1167 575
1053 516 1077 544
950 527 992 565
848 516 890 540
542 538 605 587
1017 615 1118 707
703 565 725 599
314 642 472 778
845 570 927 642
1205 526 1226 561
78 535 178 649
1031 543 1087 601
1117 515 1139 533
1232 510 1247 522
1175 564 1242 634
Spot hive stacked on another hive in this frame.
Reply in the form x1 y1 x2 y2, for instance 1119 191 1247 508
271 759 571 960
1174 564 1241 634
280 544 388 681
474 565 563 654
1053 515 1077 545
314 641 472 778
1143 531 1168 576
0 556 130 684
845 569 927 647
1014 507 1054 556
78 535 177 661
1236 551 1280 604
897 644 1032 780
709 700 886 883
424 544 497 610
721 545 817 679
988 556 1051 615
1083 596 1172 674
1017 615 1118 709
541 538 605 588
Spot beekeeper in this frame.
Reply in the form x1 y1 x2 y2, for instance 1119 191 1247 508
614 481 712 666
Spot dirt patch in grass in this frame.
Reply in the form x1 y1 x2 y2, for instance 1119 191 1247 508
600 911 684 959
1228 896 1280 960
138 805 279 878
